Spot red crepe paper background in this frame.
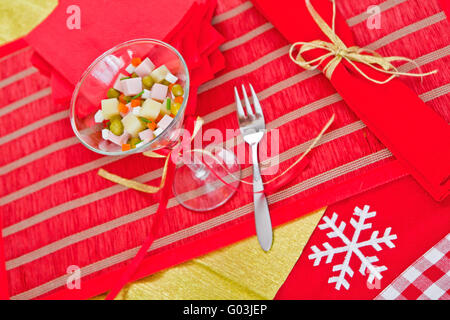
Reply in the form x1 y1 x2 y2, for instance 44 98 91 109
0 0 449 299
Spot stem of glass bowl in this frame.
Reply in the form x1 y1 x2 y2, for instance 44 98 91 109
172 146 240 212
185 156 210 181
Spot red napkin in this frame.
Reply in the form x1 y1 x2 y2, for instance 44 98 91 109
251 0 450 201
439 0 450 20
26 0 225 111
275 176 450 299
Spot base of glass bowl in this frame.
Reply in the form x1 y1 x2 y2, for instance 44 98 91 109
172 147 241 212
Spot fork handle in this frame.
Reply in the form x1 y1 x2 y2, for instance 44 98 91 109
251 143 273 251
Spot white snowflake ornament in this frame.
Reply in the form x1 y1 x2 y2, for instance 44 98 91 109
309 205 397 290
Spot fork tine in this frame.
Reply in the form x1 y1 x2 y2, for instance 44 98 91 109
234 86 245 118
241 84 254 116
249 84 263 116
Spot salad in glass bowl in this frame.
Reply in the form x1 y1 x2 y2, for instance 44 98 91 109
70 39 240 212
70 39 189 155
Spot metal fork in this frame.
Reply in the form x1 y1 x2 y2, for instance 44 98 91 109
234 84 273 251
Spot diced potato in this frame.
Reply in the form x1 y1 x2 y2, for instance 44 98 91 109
122 113 145 137
140 99 162 120
150 65 169 83
101 98 120 120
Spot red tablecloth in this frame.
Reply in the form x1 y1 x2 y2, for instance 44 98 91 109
0 0 449 299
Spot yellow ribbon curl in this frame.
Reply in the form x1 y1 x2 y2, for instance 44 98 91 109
290 0 437 84
98 117 205 194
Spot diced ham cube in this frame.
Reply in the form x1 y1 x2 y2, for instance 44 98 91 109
165 72 178 84
153 127 164 136
102 129 110 140
125 64 136 74
113 73 127 92
94 110 104 123
134 58 155 77
121 77 142 96
141 89 151 99
138 129 154 141
108 132 130 146
157 114 173 130
151 83 168 101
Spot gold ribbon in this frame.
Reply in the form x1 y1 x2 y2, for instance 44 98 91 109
289 0 437 84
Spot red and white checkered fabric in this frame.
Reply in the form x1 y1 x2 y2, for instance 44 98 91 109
376 233 450 300
1 0 450 299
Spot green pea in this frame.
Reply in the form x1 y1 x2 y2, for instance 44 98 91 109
142 76 154 89
107 88 120 99
122 95 132 103
171 102 182 116
109 115 121 122
110 119 124 136
107 115 121 130
171 84 184 97
129 137 142 149
160 79 171 86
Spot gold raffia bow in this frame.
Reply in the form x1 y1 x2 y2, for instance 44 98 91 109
290 0 437 84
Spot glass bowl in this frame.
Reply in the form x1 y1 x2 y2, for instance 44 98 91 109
70 38 240 212
69 38 189 156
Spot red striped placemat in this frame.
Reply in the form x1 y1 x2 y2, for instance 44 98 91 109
0 0 449 299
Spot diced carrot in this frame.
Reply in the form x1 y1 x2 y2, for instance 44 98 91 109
168 84 175 92
156 114 163 122
119 94 127 104
122 144 131 151
131 57 142 67
118 103 129 114
147 121 157 131
131 98 142 107
174 96 183 104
